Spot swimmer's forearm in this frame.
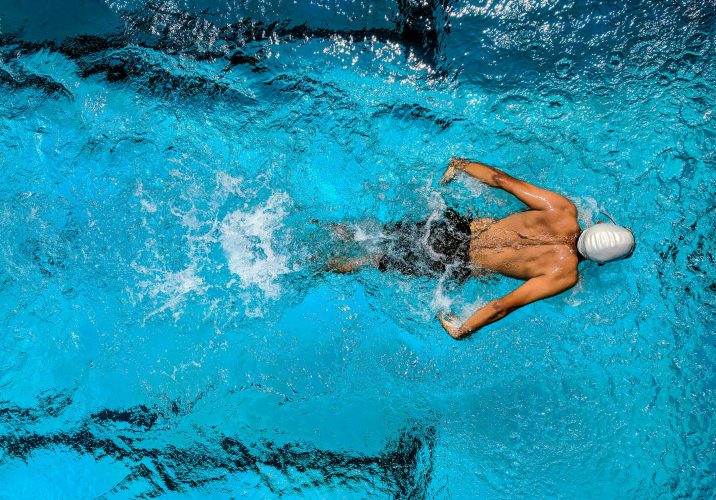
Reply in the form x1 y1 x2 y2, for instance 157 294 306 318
453 158 571 211
456 300 509 338
453 159 505 188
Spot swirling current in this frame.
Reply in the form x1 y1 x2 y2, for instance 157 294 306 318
0 0 714 498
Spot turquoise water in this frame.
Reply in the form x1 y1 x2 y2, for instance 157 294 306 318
0 0 714 497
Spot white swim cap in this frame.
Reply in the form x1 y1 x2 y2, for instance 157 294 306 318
577 223 635 263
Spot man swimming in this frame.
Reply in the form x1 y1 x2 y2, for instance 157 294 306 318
328 158 635 339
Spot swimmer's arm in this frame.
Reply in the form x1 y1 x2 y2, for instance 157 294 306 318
442 158 574 212
439 272 578 339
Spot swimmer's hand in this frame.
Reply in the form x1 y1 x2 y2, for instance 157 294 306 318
439 158 469 185
438 312 464 340
442 158 508 188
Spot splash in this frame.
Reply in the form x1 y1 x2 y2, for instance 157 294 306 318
573 196 600 227
138 264 207 321
219 192 291 301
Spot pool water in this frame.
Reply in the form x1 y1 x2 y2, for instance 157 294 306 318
0 0 714 497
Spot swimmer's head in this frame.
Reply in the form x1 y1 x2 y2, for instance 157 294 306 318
577 223 635 264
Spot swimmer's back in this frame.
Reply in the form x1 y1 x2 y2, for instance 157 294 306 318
469 208 580 280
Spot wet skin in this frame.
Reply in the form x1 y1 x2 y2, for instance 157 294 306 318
325 158 584 339
438 158 581 339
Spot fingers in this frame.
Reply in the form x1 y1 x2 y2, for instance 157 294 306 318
437 312 459 328
438 316 453 332
449 157 468 169
442 158 471 185
439 167 454 185
437 312 466 340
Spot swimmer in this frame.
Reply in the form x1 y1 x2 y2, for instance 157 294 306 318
327 158 635 339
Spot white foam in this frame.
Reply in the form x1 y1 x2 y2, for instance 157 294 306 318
135 180 157 212
426 188 447 214
219 192 291 300
563 274 585 307
352 222 385 244
574 196 599 226
140 199 157 213
429 276 453 313
213 171 245 206
141 265 207 321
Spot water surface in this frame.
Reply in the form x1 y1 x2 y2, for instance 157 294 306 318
0 0 714 497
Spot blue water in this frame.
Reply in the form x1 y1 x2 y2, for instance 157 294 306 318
0 0 714 497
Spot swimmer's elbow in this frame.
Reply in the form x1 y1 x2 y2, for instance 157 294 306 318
491 171 509 189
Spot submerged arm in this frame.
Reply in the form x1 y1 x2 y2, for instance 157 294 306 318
440 158 575 212
439 272 578 339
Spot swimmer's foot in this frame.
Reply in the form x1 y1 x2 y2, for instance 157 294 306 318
325 256 369 274
328 223 354 241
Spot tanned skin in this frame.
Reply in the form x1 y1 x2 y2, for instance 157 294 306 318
326 158 583 339
437 158 580 339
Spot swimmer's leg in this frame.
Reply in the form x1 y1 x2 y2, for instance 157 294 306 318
309 220 356 241
322 219 387 274
325 255 383 274
326 223 355 241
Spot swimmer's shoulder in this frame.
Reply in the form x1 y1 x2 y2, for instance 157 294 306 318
550 248 580 286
